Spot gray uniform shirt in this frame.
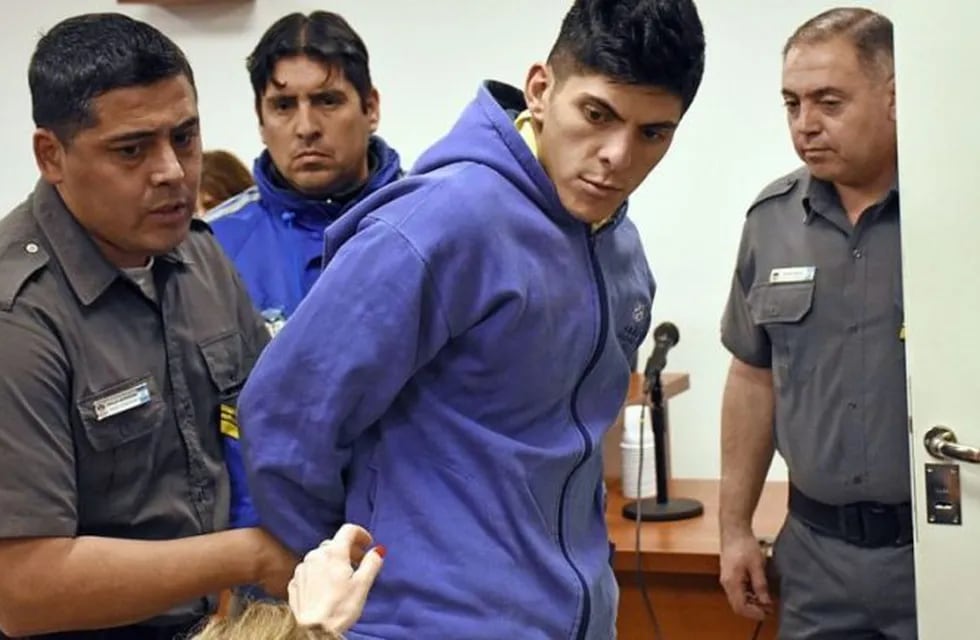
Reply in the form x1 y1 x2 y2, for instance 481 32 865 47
721 167 908 505
0 180 269 624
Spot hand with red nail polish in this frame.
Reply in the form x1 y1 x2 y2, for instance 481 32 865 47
287 523 385 634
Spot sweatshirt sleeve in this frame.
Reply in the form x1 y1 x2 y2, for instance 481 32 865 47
238 217 451 554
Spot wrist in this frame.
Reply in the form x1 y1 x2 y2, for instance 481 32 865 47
719 519 754 546
229 527 269 584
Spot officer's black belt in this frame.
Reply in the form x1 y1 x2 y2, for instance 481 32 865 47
789 484 913 548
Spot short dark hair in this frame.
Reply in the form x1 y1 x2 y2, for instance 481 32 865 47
547 0 706 112
247 11 372 121
29 13 195 144
784 8 894 78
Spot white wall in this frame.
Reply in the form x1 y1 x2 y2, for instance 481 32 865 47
0 0 895 480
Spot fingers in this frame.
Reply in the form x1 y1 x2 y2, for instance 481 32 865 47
329 524 373 553
312 524 373 566
747 560 771 607
349 546 386 599
722 575 766 620
739 599 769 621
720 551 771 621
720 571 749 614
304 524 379 574
348 543 368 566
287 575 300 614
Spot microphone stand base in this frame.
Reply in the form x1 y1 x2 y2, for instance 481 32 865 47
622 497 704 522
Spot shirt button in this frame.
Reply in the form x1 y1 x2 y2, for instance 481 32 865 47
847 324 858 333
848 401 858 410
25 242 39 254
852 249 863 259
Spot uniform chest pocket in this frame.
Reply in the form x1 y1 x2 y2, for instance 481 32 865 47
747 282 816 382
199 330 249 401
747 282 814 325
77 374 166 452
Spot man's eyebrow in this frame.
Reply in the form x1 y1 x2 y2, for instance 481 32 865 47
269 73 330 92
584 94 678 130
104 116 199 144
782 87 845 100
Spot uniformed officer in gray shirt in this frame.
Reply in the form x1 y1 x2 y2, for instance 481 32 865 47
0 14 297 639
718 8 914 639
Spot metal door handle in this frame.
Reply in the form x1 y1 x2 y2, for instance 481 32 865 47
924 426 980 463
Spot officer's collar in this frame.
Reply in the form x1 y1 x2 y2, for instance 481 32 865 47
801 172 899 225
801 175 839 224
31 180 191 306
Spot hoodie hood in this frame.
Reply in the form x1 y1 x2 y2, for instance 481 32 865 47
412 81 579 229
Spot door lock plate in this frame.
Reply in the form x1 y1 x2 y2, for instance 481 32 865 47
925 463 961 525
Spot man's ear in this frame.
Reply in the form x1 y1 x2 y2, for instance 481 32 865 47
364 86 381 133
887 75 896 122
524 62 553 125
33 129 66 185
256 95 269 143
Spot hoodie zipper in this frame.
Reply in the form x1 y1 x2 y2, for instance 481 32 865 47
278 211 308 312
558 226 609 640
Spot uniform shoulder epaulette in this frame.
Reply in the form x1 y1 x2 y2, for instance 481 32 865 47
0 239 50 311
746 169 804 216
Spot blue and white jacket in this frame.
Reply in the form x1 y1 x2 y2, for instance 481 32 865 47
206 136 403 321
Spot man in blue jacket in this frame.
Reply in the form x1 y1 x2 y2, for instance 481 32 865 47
208 10 401 531
240 1 705 638
206 11 402 325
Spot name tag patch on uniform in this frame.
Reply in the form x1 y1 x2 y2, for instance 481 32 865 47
769 266 816 284
93 382 151 421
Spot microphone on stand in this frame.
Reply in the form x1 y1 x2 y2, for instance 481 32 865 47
643 322 679 392
622 321 704 522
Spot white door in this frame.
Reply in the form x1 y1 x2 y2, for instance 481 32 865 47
893 3 980 638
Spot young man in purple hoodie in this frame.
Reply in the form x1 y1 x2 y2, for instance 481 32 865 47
239 1 706 638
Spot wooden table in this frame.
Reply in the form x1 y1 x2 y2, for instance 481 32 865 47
607 479 787 640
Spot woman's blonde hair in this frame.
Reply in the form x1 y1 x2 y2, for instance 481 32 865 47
190 602 341 640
